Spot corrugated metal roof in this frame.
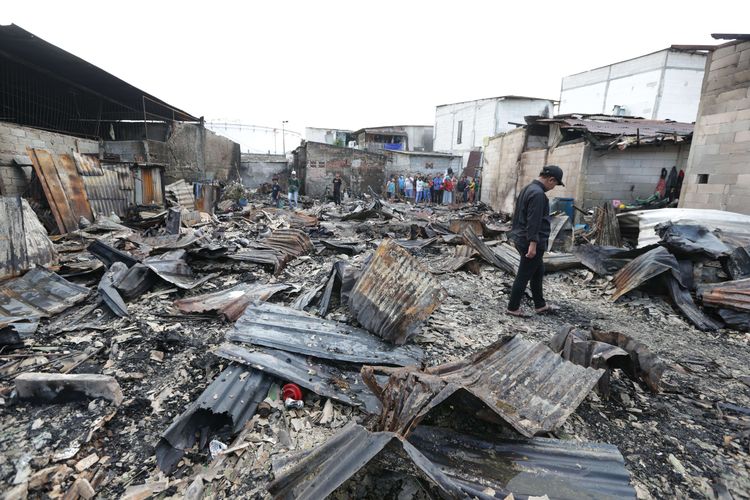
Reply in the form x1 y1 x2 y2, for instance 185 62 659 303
156 365 271 474
537 116 694 137
73 152 104 176
82 164 134 218
409 425 635 500
700 277 750 313
0 197 58 280
215 343 382 414
364 335 604 438
269 422 634 500
0 267 89 321
349 239 445 345
227 302 424 366
612 246 682 301
165 179 195 210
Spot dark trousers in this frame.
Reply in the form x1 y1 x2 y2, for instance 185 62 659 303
334 190 341 205
507 241 546 311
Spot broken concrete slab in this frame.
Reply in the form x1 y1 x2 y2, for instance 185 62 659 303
15 373 123 406
349 239 445 345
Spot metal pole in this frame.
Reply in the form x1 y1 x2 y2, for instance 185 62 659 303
282 120 288 154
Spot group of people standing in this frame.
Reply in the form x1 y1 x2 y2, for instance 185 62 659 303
386 172 478 205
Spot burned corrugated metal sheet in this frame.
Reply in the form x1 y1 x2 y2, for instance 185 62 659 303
73 152 104 176
269 422 634 500
0 267 89 321
215 343 382 414
363 335 603 438
551 325 668 394
537 116 693 137
664 276 721 331
462 226 515 274
409 426 635 500
82 164 134 218
0 197 58 280
174 282 291 321
88 240 139 268
700 277 750 313
574 244 657 276
28 148 93 234
229 229 314 275
227 302 423 366
143 250 218 289
269 423 465 500
136 166 164 206
612 246 682 301
393 237 438 250
165 179 195 210
97 261 129 317
156 365 271 475
349 239 445 345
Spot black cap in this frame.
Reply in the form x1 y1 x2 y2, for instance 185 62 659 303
542 165 565 186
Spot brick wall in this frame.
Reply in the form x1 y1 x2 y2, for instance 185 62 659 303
584 144 687 209
680 40 750 214
0 122 98 195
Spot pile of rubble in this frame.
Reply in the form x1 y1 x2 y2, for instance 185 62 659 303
1 192 749 499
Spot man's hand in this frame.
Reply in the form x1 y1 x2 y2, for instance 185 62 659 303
525 241 537 259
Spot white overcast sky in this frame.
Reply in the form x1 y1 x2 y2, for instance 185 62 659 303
3 1 749 151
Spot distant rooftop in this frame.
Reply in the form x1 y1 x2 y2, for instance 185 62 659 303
436 95 557 108
563 47 711 79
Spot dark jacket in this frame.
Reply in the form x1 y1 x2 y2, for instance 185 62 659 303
510 180 551 249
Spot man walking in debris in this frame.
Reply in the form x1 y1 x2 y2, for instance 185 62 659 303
507 165 564 317
333 172 342 205
288 171 300 210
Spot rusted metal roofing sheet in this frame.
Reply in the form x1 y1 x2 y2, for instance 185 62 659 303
700 277 750 313
82 164 134 218
0 197 58 280
229 229 314 275
156 365 271 474
349 239 445 345
363 335 603 437
165 179 195 210
73 152 104 176
612 246 682 301
215 343 382 414
227 302 424 366
174 282 291 321
136 166 164 206
0 267 89 322
409 426 635 500
28 148 93 234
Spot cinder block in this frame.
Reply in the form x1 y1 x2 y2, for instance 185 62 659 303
10 128 26 138
712 44 738 61
710 52 741 72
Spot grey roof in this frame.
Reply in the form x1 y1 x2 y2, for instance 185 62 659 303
0 267 89 322
436 95 557 108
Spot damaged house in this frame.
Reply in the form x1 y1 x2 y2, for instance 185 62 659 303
480 114 694 215
0 24 240 227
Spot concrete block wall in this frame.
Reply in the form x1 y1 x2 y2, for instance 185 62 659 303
680 40 750 214
302 142 386 198
165 123 240 184
239 154 288 189
480 128 527 213
585 144 685 209
0 122 98 195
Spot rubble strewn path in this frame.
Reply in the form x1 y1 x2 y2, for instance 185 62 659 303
1 197 748 499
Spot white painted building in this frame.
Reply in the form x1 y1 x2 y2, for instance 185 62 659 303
559 48 708 123
304 127 352 147
433 96 555 166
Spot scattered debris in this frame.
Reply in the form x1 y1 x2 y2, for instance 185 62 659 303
0 197 58 280
15 373 124 405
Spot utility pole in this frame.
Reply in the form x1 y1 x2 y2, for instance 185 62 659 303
282 120 288 154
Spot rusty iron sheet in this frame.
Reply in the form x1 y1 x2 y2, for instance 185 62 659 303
0 197 58 280
73 152 104 176
362 335 603 438
700 277 750 313
143 250 218 289
82 164 134 218
174 282 291 321
259 228 314 257
0 267 89 322
138 166 163 205
537 116 693 137
551 324 668 395
215 343 382 414
165 179 195 210
28 148 93 234
462 226 515 274
227 302 423 366
156 365 272 475
349 239 445 345
612 246 682 301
